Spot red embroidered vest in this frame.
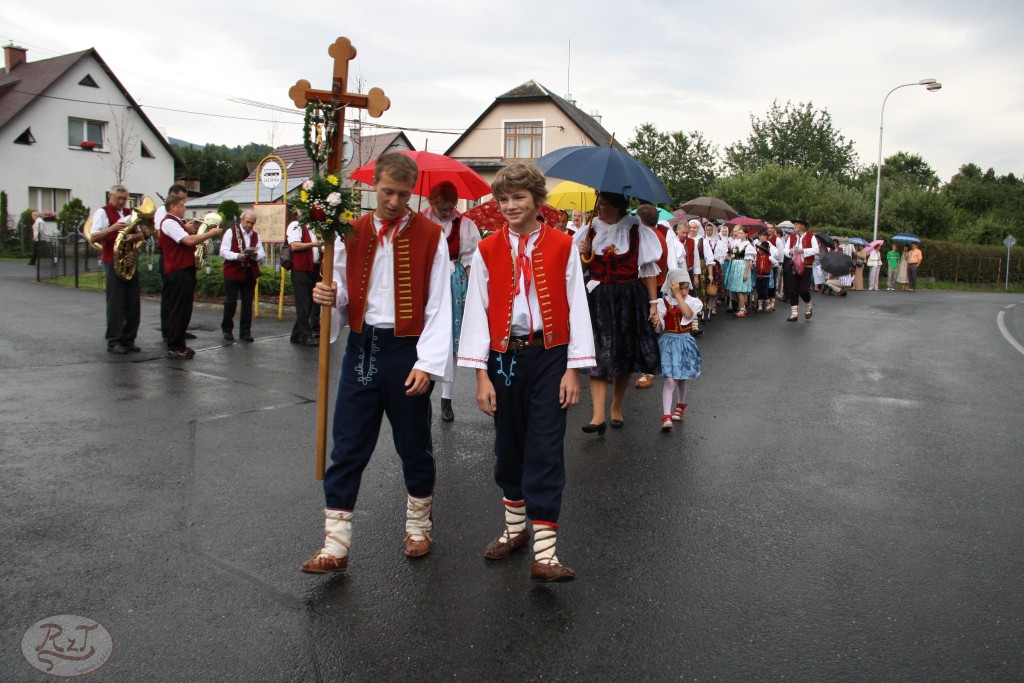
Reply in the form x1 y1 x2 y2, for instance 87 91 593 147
99 204 130 264
159 215 196 274
662 298 691 333
346 212 441 337
787 232 817 265
446 216 461 262
223 228 262 282
478 225 572 352
291 224 315 272
587 224 641 283
653 225 669 287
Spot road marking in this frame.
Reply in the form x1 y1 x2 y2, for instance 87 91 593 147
1005 304 1016 310
997 311 1024 358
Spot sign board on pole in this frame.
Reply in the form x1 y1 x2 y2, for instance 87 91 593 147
260 161 283 191
1005 234 1017 248
253 203 288 244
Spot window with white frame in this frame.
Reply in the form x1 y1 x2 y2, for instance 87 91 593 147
28 187 71 213
68 117 105 148
504 121 543 160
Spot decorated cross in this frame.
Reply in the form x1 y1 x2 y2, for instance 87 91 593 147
288 37 390 176
288 36 391 481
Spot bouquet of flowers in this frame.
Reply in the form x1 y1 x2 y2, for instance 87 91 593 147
288 172 359 243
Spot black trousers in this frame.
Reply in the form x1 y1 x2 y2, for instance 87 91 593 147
291 269 318 340
323 327 435 510
488 344 569 524
104 264 141 347
163 267 196 351
784 261 813 305
222 273 255 335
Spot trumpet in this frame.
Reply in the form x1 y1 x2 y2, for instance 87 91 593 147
113 196 156 281
195 212 223 269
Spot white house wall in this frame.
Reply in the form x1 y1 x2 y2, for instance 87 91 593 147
1 53 175 220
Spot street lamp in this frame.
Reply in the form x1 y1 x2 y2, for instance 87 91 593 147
871 79 942 242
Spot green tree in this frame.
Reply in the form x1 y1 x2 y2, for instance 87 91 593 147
725 100 859 179
175 142 273 195
627 123 719 205
57 198 91 239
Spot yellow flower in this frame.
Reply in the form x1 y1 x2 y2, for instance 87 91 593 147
327 219 334 224
326 174 339 186
300 190 309 202
341 210 354 221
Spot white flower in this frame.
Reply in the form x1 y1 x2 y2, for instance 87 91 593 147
326 192 342 207
302 179 314 191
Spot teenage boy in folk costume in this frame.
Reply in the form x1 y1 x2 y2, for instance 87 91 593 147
458 162 595 582
301 152 452 575
782 215 819 322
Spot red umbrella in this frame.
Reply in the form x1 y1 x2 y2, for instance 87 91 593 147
350 150 492 200
463 199 562 234
727 216 767 232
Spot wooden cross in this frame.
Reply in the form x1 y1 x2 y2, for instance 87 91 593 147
288 36 390 177
288 36 390 480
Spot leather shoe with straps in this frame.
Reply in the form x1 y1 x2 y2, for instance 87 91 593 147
484 529 529 559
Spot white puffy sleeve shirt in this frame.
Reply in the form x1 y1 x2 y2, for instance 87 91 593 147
458 230 596 370
328 215 452 382
421 208 482 270
580 215 663 278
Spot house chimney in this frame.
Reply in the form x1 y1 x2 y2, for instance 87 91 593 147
4 44 28 73
564 93 577 107
591 110 602 124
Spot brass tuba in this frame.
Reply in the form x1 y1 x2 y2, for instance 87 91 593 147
113 196 156 281
195 212 223 269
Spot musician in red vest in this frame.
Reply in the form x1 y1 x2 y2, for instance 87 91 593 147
287 216 323 346
782 214 819 321
300 152 452 575
89 184 143 354
458 161 595 582
159 193 221 359
219 211 264 342
420 180 481 423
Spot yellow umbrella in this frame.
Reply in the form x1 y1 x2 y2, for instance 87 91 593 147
547 180 596 211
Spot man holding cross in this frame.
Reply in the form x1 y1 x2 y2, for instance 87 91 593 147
300 152 452 574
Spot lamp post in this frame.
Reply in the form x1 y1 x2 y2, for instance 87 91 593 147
871 79 942 242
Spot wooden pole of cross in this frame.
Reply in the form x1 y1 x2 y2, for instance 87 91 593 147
288 36 391 480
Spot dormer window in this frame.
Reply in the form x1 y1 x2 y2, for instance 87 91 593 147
14 127 35 145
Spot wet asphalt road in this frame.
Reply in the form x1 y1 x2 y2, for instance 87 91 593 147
1 259 1023 682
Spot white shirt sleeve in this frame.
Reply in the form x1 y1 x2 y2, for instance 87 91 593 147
804 235 820 259
90 208 110 235
328 237 349 342
456 249 490 370
219 229 239 260
413 235 454 382
160 216 188 243
459 216 481 269
566 244 596 369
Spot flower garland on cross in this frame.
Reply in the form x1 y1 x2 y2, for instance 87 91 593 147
288 101 359 243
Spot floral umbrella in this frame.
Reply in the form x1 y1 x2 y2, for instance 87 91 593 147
463 199 563 234
350 150 492 200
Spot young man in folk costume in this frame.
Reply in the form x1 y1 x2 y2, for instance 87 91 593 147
634 208 678 389
219 210 265 342
159 194 222 359
782 215 819 322
287 216 323 346
458 162 595 582
420 180 481 423
90 184 143 354
301 152 452 575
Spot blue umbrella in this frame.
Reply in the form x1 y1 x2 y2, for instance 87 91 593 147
892 233 921 244
849 237 870 246
535 146 672 204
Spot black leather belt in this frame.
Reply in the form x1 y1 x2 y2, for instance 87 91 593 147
507 335 544 351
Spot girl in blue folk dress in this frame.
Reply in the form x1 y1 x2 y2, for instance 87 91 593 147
655 268 703 431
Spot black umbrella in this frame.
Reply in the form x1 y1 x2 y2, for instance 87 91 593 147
536 146 671 204
680 196 738 221
815 233 836 249
821 251 854 276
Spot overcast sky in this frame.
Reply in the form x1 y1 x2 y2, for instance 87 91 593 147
4 0 1022 183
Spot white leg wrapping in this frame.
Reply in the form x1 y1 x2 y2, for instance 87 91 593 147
532 524 560 565
322 508 353 558
405 494 433 541
498 499 527 542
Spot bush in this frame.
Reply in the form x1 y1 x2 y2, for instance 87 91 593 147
136 251 294 296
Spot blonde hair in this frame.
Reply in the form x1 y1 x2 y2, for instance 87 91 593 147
374 151 418 184
491 162 548 207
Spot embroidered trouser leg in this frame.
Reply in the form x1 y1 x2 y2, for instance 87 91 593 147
323 326 435 510
488 345 568 524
